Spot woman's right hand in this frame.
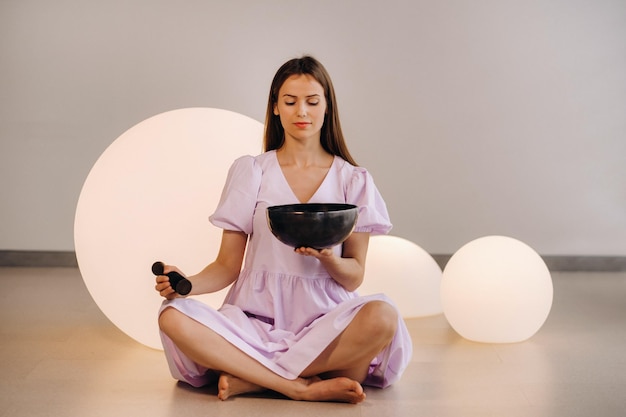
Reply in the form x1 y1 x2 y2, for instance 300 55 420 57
154 264 185 300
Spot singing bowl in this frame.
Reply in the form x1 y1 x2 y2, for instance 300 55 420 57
267 203 358 249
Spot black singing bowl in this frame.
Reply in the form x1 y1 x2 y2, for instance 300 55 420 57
267 203 359 249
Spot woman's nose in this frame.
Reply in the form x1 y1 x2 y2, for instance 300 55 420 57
296 103 307 117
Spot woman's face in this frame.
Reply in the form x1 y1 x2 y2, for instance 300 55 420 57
273 74 327 143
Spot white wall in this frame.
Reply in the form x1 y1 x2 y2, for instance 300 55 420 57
1 0 625 256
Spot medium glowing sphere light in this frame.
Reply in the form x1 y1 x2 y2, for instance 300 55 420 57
441 235 553 343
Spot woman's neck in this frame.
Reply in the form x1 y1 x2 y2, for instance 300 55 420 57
276 141 333 168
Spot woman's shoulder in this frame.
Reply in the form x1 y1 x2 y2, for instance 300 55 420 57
334 156 370 181
247 150 276 169
229 150 275 171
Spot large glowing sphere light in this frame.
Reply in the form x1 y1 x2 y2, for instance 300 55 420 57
74 108 263 350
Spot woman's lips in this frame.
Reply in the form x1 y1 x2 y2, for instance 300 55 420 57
294 122 310 128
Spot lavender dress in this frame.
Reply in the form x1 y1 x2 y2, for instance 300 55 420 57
159 150 412 388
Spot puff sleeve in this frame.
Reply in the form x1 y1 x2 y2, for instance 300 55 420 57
209 155 261 234
346 167 393 235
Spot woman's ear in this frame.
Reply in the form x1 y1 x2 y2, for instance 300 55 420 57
273 104 279 116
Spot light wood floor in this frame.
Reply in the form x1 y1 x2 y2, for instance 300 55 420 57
1 267 625 416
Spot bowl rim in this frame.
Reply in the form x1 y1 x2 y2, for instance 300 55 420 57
267 203 358 214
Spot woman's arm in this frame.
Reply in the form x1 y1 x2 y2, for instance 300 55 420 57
295 232 369 292
156 230 247 299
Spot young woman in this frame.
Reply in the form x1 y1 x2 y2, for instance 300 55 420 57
155 56 412 403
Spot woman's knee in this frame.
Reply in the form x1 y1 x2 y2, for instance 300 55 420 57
358 301 399 340
158 307 181 334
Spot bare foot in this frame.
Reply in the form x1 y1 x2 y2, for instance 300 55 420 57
217 373 266 401
297 376 366 404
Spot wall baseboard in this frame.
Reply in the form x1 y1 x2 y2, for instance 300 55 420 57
1 250 625 272
432 254 626 272
540 255 626 272
0 251 78 267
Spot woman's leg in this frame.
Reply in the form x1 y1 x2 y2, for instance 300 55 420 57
218 300 399 398
302 300 399 381
159 307 366 403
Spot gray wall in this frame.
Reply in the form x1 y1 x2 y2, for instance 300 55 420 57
2 0 625 256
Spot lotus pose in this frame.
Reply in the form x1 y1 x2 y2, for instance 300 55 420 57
155 56 412 403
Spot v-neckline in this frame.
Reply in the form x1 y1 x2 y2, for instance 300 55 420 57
274 151 336 204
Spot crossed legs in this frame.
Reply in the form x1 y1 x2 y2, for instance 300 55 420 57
158 301 398 403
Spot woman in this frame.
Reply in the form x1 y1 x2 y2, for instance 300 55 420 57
156 56 412 403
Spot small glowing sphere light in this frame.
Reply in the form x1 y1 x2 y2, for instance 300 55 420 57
74 108 263 350
361 235 443 318
441 235 553 343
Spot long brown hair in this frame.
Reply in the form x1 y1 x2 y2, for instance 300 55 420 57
263 56 357 166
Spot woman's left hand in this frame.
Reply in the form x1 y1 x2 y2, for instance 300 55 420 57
294 233 369 292
294 246 334 259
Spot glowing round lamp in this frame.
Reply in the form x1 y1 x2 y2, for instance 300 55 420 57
360 235 443 318
74 108 263 350
441 235 553 343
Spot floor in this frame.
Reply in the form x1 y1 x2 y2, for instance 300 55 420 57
1 268 625 416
